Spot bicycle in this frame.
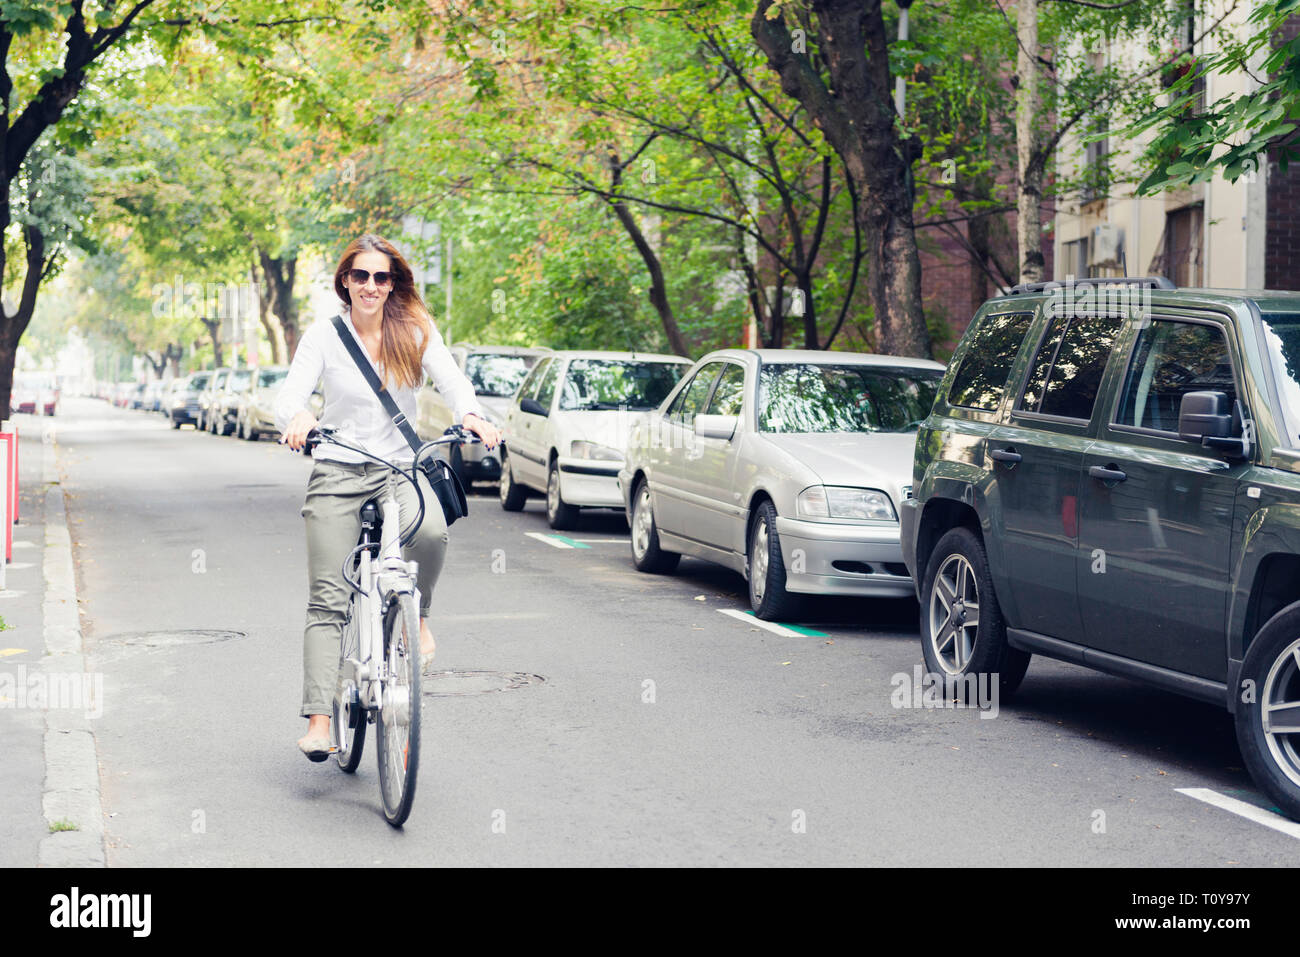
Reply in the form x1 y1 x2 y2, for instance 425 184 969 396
300 423 478 827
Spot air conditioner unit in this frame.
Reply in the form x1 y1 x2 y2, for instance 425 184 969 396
1089 224 1123 267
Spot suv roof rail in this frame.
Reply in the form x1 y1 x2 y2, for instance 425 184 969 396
1004 276 1175 295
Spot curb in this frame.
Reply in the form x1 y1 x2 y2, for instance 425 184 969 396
37 425 105 867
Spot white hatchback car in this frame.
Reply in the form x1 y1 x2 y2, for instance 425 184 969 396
498 350 692 528
416 344 550 485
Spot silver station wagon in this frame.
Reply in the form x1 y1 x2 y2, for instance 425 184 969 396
620 349 946 619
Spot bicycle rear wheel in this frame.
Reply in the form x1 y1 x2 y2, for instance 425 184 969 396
333 599 367 773
376 593 421 826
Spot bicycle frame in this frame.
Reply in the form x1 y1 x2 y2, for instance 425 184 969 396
344 488 421 715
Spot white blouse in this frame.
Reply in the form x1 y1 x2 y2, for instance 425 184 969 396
274 310 483 465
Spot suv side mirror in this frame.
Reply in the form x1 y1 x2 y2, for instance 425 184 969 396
520 396 549 417
1178 391 1232 441
1179 391 1249 458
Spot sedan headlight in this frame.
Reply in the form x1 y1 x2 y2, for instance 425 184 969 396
570 440 622 461
796 486 897 522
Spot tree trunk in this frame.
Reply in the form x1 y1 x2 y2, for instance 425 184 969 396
202 318 224 368
607 152 690 357
258 249 300 360
968 205 992 318
1015 0 1045 284
752 0 932 358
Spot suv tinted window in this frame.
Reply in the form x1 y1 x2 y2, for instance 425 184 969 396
1018 312 1123 420
1114 319 1237 433
947 312 1033 411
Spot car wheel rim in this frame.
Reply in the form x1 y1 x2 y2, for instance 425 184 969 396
548 469 560 518
633 486 652 559
1261 637 1300 789
928 554 980 674
500 459 511 502
751 519 769 603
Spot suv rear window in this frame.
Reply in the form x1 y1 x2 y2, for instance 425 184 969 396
1018 312 1124 421
947 312 1033 411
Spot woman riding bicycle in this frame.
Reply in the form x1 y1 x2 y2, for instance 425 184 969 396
276 233 500 760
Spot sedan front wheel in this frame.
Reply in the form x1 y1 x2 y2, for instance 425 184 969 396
747 500 799 621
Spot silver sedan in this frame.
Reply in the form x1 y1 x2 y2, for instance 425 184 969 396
619 349 946 619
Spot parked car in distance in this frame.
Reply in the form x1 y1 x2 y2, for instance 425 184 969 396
169 372 212 428
621 349 945 619
11 371 58 415
417 345 550 485
197 369 230 433
237 366 289 441
902 277 1300 821
499 350 691 528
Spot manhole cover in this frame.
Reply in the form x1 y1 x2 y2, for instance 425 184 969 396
422 670 545 696
107 630 247 647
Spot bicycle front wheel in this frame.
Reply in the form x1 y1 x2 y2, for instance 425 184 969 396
376 593 421 826
333 598 367 773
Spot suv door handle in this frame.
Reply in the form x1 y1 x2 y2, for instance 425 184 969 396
1088 464 1127 483
990 447 1022 465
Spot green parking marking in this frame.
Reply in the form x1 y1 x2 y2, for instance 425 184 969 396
548 534 591 549
740 611 827 638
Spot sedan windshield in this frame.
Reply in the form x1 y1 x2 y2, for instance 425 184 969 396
258 369 287 388
560 359 686 411
759 363 943 433
465 354 534 397
1260 312 1300 445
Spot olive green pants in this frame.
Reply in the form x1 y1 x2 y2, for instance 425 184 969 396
299 459 449 716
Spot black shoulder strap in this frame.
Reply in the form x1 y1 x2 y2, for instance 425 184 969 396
330 315 423 455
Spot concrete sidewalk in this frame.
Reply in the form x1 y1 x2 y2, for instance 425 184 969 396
0 417 104 867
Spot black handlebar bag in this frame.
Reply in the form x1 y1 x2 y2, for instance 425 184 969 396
331 315 469 526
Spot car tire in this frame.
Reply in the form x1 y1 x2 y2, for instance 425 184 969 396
919 526 1030 700
630 479 679 574
499 448 528 511
546 458 580 530
747 500 800 621
1234 604 1300 822
448 441 471 489
171 417 182 430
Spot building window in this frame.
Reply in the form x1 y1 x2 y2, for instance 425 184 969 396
1062 238 1090 280
1165 204 1203 287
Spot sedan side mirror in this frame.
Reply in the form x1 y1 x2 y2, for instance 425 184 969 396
695 413 737 441
520 396 549 417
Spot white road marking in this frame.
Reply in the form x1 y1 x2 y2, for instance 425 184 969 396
568 539 628 544
1176 787 1300 840
526 532 574 549
3 562 33 570
717 608 806 638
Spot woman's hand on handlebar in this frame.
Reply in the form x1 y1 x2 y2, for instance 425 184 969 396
462 412 501 450
281 411 319 451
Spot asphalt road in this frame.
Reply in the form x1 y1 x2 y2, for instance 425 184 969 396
55 396 1300 865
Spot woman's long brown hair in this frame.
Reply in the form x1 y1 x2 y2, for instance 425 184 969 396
333 233 433 391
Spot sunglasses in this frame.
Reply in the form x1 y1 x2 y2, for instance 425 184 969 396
347 268 394 288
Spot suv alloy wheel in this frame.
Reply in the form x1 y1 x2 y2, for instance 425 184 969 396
919 527 1030 698
1235 604 1300 820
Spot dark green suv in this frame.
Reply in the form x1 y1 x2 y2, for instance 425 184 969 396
901 278 1300 820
